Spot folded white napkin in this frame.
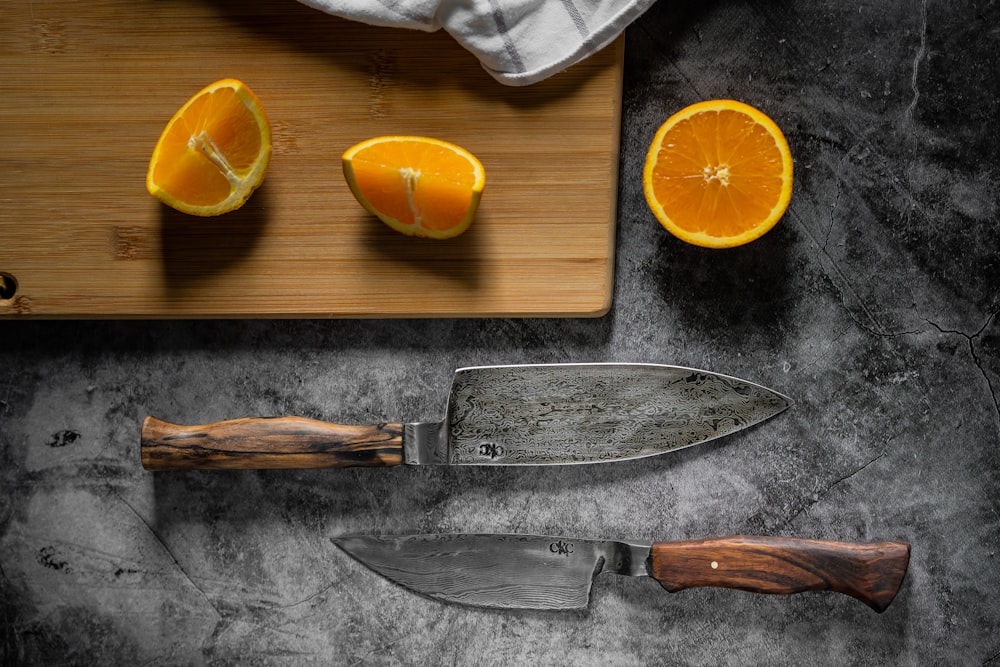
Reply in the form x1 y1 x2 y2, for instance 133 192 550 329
296 0 656 86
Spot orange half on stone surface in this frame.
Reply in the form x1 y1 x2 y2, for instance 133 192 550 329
342 136 486 239
147 78 272 216
643 99 793 248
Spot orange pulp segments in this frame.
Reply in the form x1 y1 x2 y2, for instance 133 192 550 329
342 136 486 239
147 78 272 216
643 99 793 248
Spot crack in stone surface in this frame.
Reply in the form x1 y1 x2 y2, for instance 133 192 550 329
781 125 936 339
788 208 886 335
781 452 886 528
269 579 339 610
842 307 922 340
903 0 929 126
112 491 222 620
823 176 841 253
928 313 1000 427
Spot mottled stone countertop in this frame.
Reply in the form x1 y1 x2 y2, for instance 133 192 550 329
2 0 998 665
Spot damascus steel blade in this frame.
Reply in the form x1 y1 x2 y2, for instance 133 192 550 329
422 363 790 465
333 534 649 611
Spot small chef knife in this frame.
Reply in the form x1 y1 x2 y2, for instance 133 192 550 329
333 533 911 613
141 363 790 470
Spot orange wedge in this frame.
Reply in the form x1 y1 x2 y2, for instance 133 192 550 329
342 136 486 239
643 100 793 248
147 79 272 216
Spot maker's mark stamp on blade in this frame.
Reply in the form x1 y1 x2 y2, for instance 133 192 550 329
477 443 506 459
550 540 575 555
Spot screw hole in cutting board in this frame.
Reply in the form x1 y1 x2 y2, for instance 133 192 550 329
0 273 16 300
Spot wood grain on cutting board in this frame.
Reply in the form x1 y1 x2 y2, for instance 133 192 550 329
0 0 623 319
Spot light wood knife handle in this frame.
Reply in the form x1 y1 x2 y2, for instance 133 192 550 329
650 535 910 612
141 416 405 470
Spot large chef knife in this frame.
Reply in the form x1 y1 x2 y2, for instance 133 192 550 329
334 533 910 612
141 363 790 470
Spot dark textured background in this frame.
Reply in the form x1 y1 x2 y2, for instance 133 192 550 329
2 0 999 664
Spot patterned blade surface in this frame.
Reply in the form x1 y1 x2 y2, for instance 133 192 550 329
333 534 624 611
445 363 791 465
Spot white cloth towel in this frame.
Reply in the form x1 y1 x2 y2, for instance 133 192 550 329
296 0 656 86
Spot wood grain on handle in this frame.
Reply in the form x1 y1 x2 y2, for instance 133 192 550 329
650 535 910 612
141 416 404 470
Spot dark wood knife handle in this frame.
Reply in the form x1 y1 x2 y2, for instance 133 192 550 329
650 535 910 612
141 416 405 470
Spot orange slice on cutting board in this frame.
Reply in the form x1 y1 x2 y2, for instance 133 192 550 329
342 136 486 239
643 99 793 248
147 78 272 216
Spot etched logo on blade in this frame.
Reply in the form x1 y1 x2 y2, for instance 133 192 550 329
549 540 574 556
478 443 505 459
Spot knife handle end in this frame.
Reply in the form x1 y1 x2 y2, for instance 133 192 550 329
650 535 910 612
141 416 405 470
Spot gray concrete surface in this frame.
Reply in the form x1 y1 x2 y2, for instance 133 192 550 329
2 0 999 664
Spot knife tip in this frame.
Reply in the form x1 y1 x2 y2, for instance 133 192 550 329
768 387 793 411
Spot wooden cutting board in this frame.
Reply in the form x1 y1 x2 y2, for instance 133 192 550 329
0 0 623 319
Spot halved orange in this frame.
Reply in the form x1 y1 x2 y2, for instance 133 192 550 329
147 79 272 216
342 136 486 239
643 100 793 248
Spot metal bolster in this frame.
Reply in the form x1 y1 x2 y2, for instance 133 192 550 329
630 542 653 577
606 541 652 578
403 421 450 465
